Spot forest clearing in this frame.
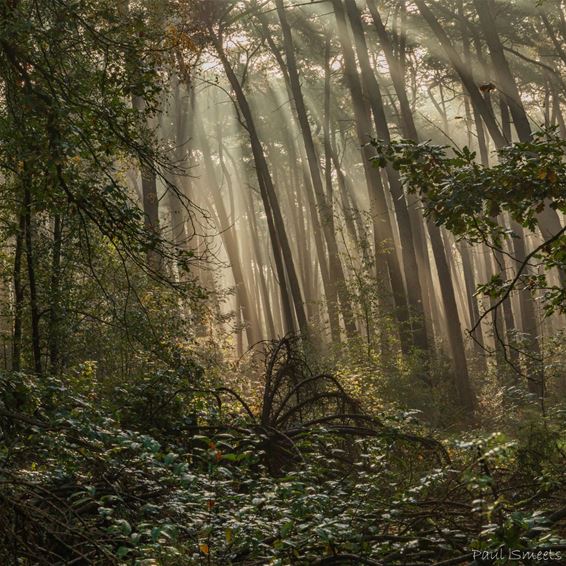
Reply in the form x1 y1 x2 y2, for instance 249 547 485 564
0 0 565 564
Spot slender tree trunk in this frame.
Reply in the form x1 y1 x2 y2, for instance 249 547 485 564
368 0 437 345
235 295 243 358
544 78 551 129
414 0 507 148
346 0 429 352
322 38 348 341
473 0 532 142
429 224 476 411
274 0 355 339
492 247 520 371
458 242 486 367
167 79 190 252
461 24 490 164
540 10 566 67
509 219 544 399
332 0 413 353
499 98 512 143
12 211 25 373
194 112 260 348
475 2 561 397
213 33 308 336
23 186 42 376
282 120 335 336
367 0 418 140
552 84 566 138
323 36 333 208
329 137 366 253
258 23 322 334
371 1 480 376
246 189 276 338
132 95 162 273
48 214 62 374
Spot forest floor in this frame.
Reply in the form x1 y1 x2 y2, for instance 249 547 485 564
1 339 565 565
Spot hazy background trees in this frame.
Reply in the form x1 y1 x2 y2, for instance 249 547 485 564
2 0 566 418
158 0 566 415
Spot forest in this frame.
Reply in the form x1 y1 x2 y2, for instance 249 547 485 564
0 0 565 563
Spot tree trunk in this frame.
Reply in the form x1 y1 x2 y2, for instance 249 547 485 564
367 0 419 140
281 117 336 337
499 97 512 143
194 111 260 348
345 0 429 353
473 0 532 142
213 33 308 336
368 0 437 345
458 241 486 368
246 189 277 338
132 95 162 273
167 78 190 252
274 0 355 340
491 247 520 372
509 219 544 399
460 21 490 164
429 223 476 412
12 211 25 373
332 0 412 353
48 214 62 374
23 186 42 376
414 0 507 148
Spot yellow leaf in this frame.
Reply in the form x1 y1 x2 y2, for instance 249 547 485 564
199 543 209 555
225 528 233 544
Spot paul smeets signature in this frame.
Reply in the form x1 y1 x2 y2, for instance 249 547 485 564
472 548 563 561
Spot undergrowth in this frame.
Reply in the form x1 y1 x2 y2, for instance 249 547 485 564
1 340 565 565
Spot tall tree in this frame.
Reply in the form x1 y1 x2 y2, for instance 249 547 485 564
472 0 532 142
332 0 413 353
193 109 260 348
413 0 507 148
211 31 308 336
345 0 429 352
274 0 356 340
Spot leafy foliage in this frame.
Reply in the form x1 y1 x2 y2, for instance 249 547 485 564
1 340 565 564
372 130 566 317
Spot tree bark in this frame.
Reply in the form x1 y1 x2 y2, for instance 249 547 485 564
23 186 42 376
345 0 429 352
274 0 356 340
332 0 412 353
367 0 418 140
473 0 532 142
132 95 162 273
212 32 308 336
48 214 62 374
428 224 476 411
194 111 260 348
12 211 25 373
368 0 437 345
458 241 486 368
246 188 277 338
